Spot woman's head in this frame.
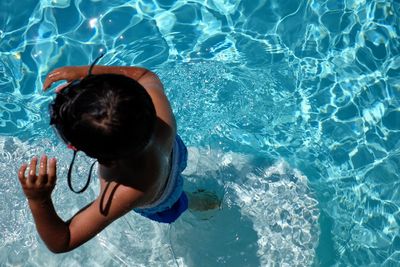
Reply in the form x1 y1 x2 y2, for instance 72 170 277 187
50 74 156 162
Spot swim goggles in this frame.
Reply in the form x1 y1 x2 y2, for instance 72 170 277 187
49 54 103 194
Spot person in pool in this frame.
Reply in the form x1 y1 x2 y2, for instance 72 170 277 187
17 59 190 253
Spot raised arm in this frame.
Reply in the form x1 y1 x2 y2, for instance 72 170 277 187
43 65 155 91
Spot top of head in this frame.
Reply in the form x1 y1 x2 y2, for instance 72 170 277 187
50 74 157 160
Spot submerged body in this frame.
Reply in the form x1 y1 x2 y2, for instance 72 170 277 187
18 65 188 253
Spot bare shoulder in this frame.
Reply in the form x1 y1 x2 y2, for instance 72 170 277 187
137 70 163 91
138 71 176 140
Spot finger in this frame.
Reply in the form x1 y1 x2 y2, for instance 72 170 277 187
43 72 57 91
37 155 48 185
27 157 38 186
29 157 38 174
38 155 47 176
48 158 57 185
18 164 28 185
43 69 65 91
55 81 72 93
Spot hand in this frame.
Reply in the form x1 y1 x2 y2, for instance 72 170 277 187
18 156 57 201
43 66 86 91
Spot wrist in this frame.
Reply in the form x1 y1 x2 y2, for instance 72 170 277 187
28 196 52 206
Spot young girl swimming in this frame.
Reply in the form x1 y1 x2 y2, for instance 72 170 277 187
17 61 188 253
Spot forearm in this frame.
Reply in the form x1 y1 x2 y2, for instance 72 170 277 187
76 65 149 81
28 198 71 253
43 65 158 91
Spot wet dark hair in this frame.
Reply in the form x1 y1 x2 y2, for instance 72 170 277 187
50 74 157 162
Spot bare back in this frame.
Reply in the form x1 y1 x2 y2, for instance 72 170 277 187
98 70 177 207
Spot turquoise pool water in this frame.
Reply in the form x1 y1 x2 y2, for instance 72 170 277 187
1 0 399 266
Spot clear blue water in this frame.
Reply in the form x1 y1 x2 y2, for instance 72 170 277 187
1 0 399 266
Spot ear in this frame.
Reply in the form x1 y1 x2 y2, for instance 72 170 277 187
67 144 78 151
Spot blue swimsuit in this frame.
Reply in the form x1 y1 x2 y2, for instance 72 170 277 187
133 135 188 223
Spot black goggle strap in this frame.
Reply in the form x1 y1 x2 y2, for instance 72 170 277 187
88 53 105 76
67 150 97 194
63 52 103 193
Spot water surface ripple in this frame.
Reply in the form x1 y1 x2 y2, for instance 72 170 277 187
0 0 399 266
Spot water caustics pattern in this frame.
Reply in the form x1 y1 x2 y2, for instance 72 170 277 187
0 0 400 266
